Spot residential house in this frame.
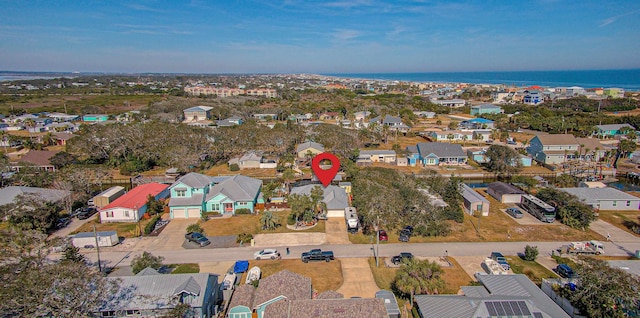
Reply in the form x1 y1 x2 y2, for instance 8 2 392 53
603 88 624 98
472 130 492 142
406 142 467 166
461 184 489 216
369 115 411 133
46 112 79 122
431 98 466 108
575 137 607 161
52 132 75 146
559 187 640 211
375 290 401 318
470 104 503 115
228 151 263 169
427 130 474 143
319 112 340 120
296 141 325 158
357 149 397 164
100 269 221 318
353 111 371 121
595 123 635 139
100 183 169 223
491 91 511 103
414 275 569 318
396 157 408 166
413 111 436 118
183 106 214 122
522 90 544 105
487 182 525 203
228 270 388 318
82 114 109 122
460 118 495 130
169 173 263 218
14 150 58 172
217 116 243 127
0 186 71 207
252 113 278 121
527 134 580 165
290 184 349 218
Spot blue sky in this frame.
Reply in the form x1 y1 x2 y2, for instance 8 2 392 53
1 0 639 73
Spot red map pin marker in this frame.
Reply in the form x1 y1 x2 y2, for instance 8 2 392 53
311 152 340 187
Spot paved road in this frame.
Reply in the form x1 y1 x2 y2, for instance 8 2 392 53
81 240 640 270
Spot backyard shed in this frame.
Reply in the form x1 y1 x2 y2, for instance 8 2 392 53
487 182 526 203
92 186 125 208
71 231 119 248
461 184 490 216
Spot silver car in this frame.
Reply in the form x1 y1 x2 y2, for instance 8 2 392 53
254 249 281 260
506 207 523 219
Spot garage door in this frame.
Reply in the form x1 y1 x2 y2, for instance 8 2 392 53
187 208 201 218
172 208 187 219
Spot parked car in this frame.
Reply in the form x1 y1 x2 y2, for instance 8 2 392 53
556 264 576 278
490 252 510 271
301 249 334 263
254 249 281 260
55 217 72 229
77 207 98 220
506 207 523 219
398 229 411 242
185 232 211 247
391 252 414 265
378 230 388 242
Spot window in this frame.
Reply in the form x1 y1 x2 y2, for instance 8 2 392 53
238 202 248 206
106 211 114 218
101 311 116 317
627 201 631 206
613 201 617 206
124 210 130 217
126 310 140 316
176 189 186 197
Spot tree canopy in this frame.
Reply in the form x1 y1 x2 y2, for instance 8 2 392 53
536 187 597 230
484 144 523 177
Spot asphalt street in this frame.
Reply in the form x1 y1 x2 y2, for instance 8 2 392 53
82 240 640 270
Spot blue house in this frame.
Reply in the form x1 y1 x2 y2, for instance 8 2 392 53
168 173 262 219
467 148 488 163
470 104 503 116
460 118 495 130
595 123 635 139
406 142 467 166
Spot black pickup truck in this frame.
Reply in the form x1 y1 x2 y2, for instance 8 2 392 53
301 249 334 263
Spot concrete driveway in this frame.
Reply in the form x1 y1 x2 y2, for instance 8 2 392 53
49 214 98 239
589 219 640 243
336 258 379 298
153 218 194 250
325 218 351 244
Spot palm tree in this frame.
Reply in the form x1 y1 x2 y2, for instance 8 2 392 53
260 211 279 231
461 134 468 146
394 259 445 306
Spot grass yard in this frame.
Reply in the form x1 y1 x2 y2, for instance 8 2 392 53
242 259 343 293
351 189 603 244
171 263 200 274
200 211 325 236
597 210 640 237
440 257 475 294
71 215 155 238
507 256 557 286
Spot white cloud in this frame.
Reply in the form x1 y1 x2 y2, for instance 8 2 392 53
599 8 640 27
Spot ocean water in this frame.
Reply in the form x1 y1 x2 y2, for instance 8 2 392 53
325 69 640 91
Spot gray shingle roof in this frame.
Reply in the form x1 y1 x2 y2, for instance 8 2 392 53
184 106 213 112
170 172 214 189
228 284 256 309
596 123 634 131
103 273 217 312
416 142 466 158
382 114 402 124
205 175 262 202
168 193 204 207
290 185 348 211
266 298 388 318
534 134 579 146
296 141 324 153
487 182 525 195
316 290 344 299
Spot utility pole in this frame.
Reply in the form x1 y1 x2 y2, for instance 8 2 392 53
93 224 102 273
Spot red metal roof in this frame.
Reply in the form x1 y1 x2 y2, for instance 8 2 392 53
101 183 168 210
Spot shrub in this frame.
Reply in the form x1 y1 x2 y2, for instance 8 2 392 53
524 245 539 261
144 215 160 235
229 163 240 171
236 233 253 244
131 251 164 274
287 213 297 225
186 223 204 234
235 208 251 215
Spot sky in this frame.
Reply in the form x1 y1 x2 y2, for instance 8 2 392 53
1 0 639 74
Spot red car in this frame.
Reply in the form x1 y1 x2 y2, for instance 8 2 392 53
378 230 388 242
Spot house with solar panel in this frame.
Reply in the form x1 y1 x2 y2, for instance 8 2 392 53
414 274 570 318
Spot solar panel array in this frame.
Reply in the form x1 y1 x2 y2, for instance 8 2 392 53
485 300 532 316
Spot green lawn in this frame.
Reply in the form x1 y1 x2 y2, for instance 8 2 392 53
201 211 325 236
171 263 200 274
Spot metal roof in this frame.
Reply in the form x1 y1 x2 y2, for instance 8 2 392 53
101 183 168 210
560 187 640 205
73 231 117 239
296 141 325 153
461 184 489 203
0 186 70 206
487 182 525 195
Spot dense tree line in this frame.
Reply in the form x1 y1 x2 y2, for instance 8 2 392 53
535 187 597 230
351 168 463 236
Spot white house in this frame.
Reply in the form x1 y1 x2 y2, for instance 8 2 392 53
560 187 640 211
99 183 169 223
